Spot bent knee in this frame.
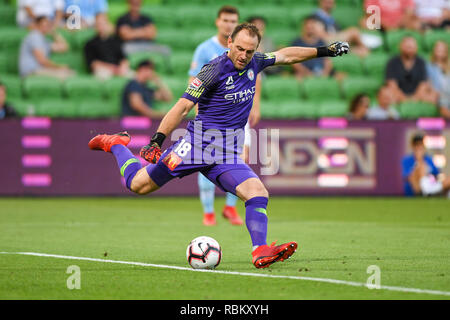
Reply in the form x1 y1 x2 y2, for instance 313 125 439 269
129 168 158 195
249 182 269 199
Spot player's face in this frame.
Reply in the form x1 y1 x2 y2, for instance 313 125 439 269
216 13 239 38
227 30 259 70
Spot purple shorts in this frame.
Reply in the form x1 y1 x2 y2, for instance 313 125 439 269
146 139 258 195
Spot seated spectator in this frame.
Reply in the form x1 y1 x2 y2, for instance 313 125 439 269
362 0 421 31
121 60 172 118
0 83 18 119
313 0 369 57
290 15 346 80
247 16 280 75
385 36 439 105
116 0 171 57
17 0 65 29
402 134 450 197
84 15 132 80
427 41 450 119
414 0 450 30
347 93 370 120
290 16 334 80
64 0 108 28
367 86 400 120
19 16 74 79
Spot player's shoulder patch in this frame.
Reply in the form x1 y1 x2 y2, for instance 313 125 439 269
188 77 203 90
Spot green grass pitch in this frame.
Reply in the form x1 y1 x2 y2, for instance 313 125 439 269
0 197 449 300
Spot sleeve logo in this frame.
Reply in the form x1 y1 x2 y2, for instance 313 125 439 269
189 77 203 90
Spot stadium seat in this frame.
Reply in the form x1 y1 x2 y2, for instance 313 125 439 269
317 100 349 118
423 30 450 52
0 50 19 76
52 52 87 74
363 53 390 80
128 51 169 74
0 5 16 26
164 77 188 98
175 6 217 29
103 77 129 101
302 77 341 101
23 76 63 100
73 29 96 50
35 99 78 117
399 102 439 119
341 76 383 100
64 76 104 100
78 98 120 118
141 5 182 28
262 77 302 101
170 51 193 76
266 28 298 48
7 98 33 117
0 75 22 99
332 6 362 29
0 28 27 52
385 30 426 54
261 100 318 119
331 54 364 75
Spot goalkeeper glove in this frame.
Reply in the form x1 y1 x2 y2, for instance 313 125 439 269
317 41 350 57
140 132 166 164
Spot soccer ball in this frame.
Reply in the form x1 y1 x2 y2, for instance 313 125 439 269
186 236 222 269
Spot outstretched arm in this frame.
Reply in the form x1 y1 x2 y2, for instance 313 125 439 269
273 41 350 65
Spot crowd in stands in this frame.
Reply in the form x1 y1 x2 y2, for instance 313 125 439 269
0 0 448 120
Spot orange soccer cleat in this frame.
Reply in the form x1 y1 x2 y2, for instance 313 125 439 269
222 205 243 225
203 213 217 226
252 241 298 269
88 132 131 153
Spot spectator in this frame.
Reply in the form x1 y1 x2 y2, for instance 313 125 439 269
313 0 369 57
84 15 132 80
363 0 421 31
402 134 450 197
17 0 65 29
427 41 450 118
247 16 281 76
64 0 108 28
116 0 171 57
385 36 439 105
366 86 400 120
121 60 172 118
414 0 450 30
348 93 370 120
19 16 74 79
0 83 18 119
290 16 334 80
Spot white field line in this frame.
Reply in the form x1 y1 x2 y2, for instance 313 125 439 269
1 251 449 297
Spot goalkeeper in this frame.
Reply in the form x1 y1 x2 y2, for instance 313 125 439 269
89 23 349 268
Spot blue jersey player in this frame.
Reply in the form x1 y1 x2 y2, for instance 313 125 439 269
89 23 349 268
188 6 261 227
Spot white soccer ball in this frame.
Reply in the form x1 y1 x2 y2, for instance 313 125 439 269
186 236 222 269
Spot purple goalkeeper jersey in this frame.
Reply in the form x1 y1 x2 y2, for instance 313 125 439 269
180 52 275 162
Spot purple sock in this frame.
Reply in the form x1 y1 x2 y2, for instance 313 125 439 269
111 144 142 190
245 197 268 247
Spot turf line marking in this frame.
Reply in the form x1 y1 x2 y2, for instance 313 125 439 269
1 251 449 297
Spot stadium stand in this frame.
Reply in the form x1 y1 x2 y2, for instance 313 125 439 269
0 0 448 119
